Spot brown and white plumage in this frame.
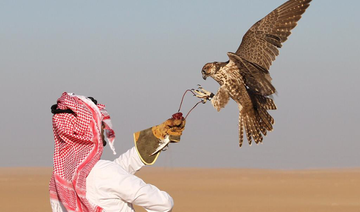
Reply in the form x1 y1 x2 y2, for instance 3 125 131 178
201 0 311 147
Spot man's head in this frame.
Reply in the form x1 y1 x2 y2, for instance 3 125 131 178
51 92 116 154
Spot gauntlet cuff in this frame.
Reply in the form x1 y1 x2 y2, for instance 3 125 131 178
134 128 161 165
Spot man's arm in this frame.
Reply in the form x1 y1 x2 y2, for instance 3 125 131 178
118 174 174 212
113 146 145 174
114 114 186 174
87 161 173 212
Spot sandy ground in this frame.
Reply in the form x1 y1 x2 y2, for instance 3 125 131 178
0 167 359 212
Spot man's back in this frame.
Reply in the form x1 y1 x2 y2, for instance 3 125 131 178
86 147 173 212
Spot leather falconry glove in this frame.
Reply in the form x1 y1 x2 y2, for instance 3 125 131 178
134 112 186 165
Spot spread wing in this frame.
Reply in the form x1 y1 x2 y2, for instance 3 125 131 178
236 0 311 71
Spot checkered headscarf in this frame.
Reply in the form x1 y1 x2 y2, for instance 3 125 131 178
49 92 116 212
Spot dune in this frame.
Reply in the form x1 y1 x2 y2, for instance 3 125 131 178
0 167 359 212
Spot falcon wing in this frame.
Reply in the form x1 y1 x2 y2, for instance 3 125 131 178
227 52 275 96
235 0 311 71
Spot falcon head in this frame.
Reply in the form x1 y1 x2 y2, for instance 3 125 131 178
201 61 227 80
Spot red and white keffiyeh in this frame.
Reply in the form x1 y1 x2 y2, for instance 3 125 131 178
50 92 116 212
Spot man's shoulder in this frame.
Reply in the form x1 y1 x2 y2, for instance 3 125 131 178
89 160 129 179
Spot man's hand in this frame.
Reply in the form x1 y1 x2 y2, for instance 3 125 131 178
134 113 186 165
152 113 186 142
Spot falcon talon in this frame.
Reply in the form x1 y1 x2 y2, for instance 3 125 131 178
177 88 208 119
190 89 197 96
209 92 215 99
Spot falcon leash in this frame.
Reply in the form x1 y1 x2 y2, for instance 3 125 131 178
153 86 212 155
176 86 214 120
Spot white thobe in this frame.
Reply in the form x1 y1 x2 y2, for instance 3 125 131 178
51 147 173 212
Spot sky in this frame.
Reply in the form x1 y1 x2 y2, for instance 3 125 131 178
1 0 359 169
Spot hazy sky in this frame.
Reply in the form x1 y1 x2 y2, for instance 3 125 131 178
1 0 359 169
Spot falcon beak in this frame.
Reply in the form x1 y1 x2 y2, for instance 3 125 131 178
202 70 207 80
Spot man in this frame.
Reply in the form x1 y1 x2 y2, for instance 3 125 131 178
50 92 185 212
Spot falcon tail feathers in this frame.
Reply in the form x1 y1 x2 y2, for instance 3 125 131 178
239 94 276 146
240 113 263 146
239 114 244 147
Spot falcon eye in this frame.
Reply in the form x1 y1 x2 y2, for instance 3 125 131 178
202 69 207 74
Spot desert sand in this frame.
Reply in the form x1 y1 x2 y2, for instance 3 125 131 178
0 167 359 212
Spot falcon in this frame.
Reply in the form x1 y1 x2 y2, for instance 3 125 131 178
196 0 312 147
